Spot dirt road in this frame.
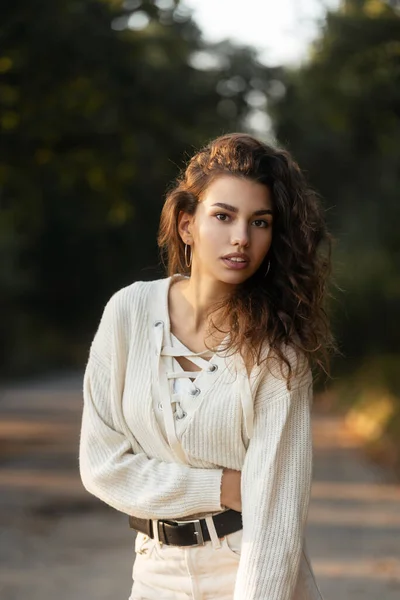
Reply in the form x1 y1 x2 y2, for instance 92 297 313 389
0 373 399 599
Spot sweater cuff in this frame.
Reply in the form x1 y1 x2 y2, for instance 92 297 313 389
185 468 224 514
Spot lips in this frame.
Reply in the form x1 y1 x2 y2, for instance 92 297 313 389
221 253 250 270
222 253 249 263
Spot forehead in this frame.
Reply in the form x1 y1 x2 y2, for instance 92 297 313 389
201 175 272 209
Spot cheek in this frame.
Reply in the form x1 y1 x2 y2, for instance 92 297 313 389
196 219 222 247
254 228 273 252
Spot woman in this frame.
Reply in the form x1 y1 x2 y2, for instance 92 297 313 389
79 133 336 600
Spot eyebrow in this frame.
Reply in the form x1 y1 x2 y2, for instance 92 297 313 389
211 202 274 217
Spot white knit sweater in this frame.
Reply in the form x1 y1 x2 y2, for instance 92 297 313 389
79 275 324 600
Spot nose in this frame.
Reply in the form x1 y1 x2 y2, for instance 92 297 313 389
231 221 249 248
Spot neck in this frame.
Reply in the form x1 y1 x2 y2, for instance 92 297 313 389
178 271 233 333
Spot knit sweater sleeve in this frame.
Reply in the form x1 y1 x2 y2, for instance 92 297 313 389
233 358 313 600
79 290 224 520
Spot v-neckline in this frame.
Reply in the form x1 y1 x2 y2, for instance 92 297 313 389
170 332 213 382
162 275 231 388
170 332 214 358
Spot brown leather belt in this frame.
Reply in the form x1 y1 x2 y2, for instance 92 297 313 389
128 509 242 547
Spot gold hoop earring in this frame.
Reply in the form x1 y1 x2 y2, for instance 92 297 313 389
184 243 192 268
264 260 271 277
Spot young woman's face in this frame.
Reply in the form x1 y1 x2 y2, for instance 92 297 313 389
182 174 274 285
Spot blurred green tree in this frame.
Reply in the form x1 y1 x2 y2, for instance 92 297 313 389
267 0 400 368
0 0 270 374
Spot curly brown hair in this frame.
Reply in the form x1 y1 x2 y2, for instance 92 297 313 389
157 133 338 388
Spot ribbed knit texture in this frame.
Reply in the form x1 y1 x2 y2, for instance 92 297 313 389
79 276 321 600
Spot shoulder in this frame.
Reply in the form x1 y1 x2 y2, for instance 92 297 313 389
253 342 312 401
89 278 168 364
270 342 310 383
102 277 166 323
107 278 156 308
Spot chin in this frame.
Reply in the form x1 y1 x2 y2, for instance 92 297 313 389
216 269 252 285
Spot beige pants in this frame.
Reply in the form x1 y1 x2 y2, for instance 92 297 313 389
129 523 242 600
129 524 324 600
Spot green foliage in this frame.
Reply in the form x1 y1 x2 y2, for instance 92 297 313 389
3 0 398 378
0 0 270 375
267 0 400 366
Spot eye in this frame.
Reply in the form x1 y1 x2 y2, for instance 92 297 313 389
253 219 269 228
215 213 230 222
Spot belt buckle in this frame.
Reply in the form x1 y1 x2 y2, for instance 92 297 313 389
174 518 205 546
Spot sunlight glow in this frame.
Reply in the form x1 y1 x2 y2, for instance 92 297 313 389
182 0 341 66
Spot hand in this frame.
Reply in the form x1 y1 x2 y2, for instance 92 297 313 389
220 468 242 512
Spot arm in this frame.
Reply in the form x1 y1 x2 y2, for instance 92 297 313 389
79 292 224 520
233 362 313 600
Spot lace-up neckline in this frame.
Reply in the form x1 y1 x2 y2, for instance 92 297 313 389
150 274 254 464
164 274 226 391
162 333 216 392
170 332 214 378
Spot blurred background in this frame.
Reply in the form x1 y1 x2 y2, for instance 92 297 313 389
0 1 399 599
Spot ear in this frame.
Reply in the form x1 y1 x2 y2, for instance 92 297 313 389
177 210 194 244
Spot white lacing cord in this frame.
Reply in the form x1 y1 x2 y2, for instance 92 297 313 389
152 324 188 463
162 344 212 396
158 344 213 460
205 515 222 549
152 519 162 547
